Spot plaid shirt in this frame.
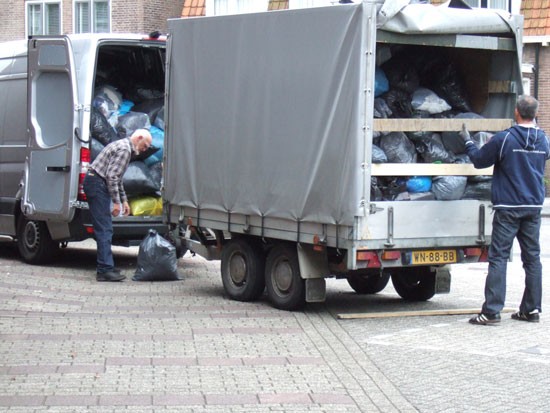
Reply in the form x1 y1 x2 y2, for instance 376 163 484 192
90 138 132 204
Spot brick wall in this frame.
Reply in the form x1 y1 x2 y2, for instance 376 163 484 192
523 44 550 132
112 0 184 34
0 0 26 41
523 44 550 194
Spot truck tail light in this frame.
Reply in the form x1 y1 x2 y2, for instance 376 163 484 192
356 251 381 268
78 147 91 201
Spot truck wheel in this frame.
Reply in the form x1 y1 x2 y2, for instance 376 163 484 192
221 238 265 302
265 244 305 311
16 217 59 264
391 267 436 301
347 272 390 294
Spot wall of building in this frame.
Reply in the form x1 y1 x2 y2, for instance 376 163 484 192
0 0 26 41
523 44 550 194
0 0 184 42
523 44 550 132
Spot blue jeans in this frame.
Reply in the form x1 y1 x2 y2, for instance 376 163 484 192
482 208 542 315
83 172 115 274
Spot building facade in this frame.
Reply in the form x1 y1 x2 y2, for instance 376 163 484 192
0 0 185 42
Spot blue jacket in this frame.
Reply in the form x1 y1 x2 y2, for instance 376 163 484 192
464 124 550 209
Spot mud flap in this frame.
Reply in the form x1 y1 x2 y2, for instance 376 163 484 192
306 278 326 303
434 265 451 294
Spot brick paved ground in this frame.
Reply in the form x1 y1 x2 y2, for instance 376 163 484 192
1 218 550 412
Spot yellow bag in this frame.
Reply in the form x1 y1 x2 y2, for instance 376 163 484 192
130 196 160 216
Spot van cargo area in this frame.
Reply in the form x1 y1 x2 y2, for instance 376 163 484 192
0 34 168 264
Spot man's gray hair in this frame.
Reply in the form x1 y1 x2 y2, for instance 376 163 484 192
516 95 539 121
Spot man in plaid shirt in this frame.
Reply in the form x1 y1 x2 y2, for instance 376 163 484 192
83 129 153 281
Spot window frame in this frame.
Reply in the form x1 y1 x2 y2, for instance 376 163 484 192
73 0 111 34
461 0 511 12
205 0 269 16
26 0 62 37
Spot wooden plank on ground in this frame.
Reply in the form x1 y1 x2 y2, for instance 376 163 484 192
337 308 515 319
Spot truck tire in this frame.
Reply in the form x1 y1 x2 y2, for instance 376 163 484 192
391 267 436 301
16 217 59 264
265 243 305 311
221 238 265 302
347 272 390 294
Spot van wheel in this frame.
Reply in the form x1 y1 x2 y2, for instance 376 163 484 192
347 272 390 294
16 217 59 264
221 238 265 302
391 267 436 301
265 244 305 311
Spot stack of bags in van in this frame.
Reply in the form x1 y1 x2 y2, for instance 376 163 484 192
370 45 492 202
90 85 165 216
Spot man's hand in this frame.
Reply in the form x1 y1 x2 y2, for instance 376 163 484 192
112 203 121 217
122 201 130 216
459 123 471 143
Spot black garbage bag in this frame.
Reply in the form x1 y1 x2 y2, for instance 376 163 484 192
379 132 417 163
382 89 413 118
91 106 119 146
382 55 420 93
132 98 164 125
148 161 163 189
123 161 160 197
431 64 471 112
372 144 388 163
370 177 384 201
374 97 392 118
378 177 408 200
90 138 105 161
441 112 484 155
116 112 151 140
133 229 183 281
432 176 467 200
414 133 455 163
462 180 492 200
154 107 165 130
130 145 161 162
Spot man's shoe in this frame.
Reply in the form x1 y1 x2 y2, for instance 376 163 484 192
511 311 540 323
96 270 126 282
469 313 501 325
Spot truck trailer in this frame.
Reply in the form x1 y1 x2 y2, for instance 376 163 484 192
163 1 524 310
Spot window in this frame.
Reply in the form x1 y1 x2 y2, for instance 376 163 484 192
462 0 510 12
205 0 268 16
289 0 334 8
27 1 61 36
74 0 110 33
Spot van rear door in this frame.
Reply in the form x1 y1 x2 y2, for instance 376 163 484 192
22 37 78 222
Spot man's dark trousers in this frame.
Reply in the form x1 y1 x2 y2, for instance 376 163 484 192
482 208 542 315
83 172 115 274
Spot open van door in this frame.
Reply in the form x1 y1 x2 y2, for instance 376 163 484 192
22 36 79 222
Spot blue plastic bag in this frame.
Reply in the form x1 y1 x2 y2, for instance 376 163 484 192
406 176 432 193
375 67 389 97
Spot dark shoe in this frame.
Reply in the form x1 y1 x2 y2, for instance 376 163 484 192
469 313 501 325
96 270 126 282
511 311 540 323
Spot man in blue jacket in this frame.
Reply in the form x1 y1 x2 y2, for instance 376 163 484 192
461 95 550 325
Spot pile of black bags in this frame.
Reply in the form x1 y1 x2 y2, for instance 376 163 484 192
371 46 492 202
91 85 165 215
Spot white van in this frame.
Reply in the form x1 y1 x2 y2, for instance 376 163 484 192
0 34 167 264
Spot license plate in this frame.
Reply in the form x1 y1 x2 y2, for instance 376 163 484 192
411 249 457 265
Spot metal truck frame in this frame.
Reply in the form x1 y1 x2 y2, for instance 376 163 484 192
163 1 524 310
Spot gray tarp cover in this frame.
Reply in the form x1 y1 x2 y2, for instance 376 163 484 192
164 2 517 226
